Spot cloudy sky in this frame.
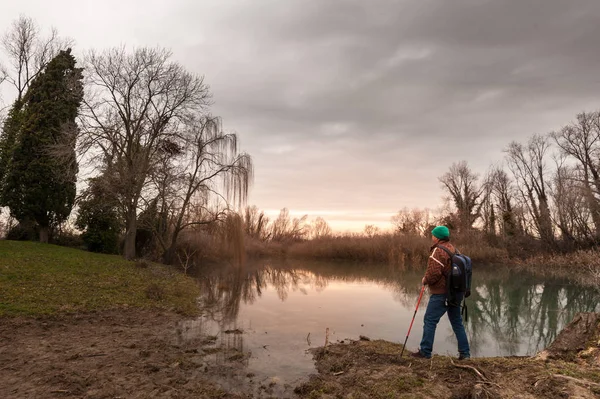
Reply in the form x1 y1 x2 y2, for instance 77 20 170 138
2 0 600 231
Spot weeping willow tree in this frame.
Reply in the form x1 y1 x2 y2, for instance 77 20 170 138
81 47 213 259
147 116 253 265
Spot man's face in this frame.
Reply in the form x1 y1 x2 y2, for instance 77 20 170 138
431 235 438 244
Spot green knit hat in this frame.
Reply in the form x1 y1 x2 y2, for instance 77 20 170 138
431 225 450 240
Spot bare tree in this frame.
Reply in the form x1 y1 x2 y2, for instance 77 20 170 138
1 16 72 102
0 63 7 91
81 47 213 259
490 166 518 236
244 205 271 241
439 161 485 231
271 208 308 242
505 134 554 244
551 111 600 238
478 170 497 235
364 224 380 238
148 116 253 264
391 207 430 236
310 216 332 239
551 157 593 242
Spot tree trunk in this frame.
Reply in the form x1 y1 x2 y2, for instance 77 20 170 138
583 183 600 240
124 209 137 260
538 197 554 245
162 227 182 265
39 226 49 243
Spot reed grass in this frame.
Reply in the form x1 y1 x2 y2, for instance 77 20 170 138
515 249 600 287
174 223 598 285
286 233 429 268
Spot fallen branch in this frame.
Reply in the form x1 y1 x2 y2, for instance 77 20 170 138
450 359 488 381
533 378 546 387
450 359 501 388
333 371 344 376
553 374 600 388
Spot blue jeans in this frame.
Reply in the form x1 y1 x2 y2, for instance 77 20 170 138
418 293 470 358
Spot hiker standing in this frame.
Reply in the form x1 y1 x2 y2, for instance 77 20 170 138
412 225 470 359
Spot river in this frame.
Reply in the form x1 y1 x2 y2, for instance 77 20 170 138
176 260 600 396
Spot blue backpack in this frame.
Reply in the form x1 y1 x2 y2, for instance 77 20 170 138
435 245 472 320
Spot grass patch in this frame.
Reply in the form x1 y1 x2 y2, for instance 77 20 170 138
0 240 200 316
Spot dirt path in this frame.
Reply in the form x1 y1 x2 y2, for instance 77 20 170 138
0 310 249 399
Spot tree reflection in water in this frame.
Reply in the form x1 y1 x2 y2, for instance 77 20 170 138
190 260 600 358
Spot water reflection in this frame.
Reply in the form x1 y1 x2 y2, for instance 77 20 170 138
465 274 599 356
181 260 600 393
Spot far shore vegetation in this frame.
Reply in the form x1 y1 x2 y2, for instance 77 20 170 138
0 16 600 290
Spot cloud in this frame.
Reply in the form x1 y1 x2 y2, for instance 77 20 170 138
2 0 600 229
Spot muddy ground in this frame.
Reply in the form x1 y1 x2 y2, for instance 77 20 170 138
2 311 599 399
294 339 600 399
0 310 264 399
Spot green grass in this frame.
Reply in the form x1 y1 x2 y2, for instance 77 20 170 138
0 240 200 316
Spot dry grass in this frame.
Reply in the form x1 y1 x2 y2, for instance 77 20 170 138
286 232 509 268
174 223 599 284
453 240 510 264
516 250 600 287
244 237 286 258
295 338 600 399
287 234 430 268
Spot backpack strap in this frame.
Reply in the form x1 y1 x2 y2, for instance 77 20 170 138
427 247 447 285
434 245 456 269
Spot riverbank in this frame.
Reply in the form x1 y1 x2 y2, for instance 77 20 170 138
2 310 599 398
294 313 600 398
294 338 600 398
0 241 249 398
0 240 200 316
0 310 249 399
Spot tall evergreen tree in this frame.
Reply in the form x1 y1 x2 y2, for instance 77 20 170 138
0 49 83 243
0 100 24 190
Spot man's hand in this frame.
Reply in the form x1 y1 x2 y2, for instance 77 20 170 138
421 277 426 286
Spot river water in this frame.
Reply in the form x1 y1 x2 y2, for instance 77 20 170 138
176 260 600 396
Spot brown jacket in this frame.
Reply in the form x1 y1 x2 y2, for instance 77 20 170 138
423 241 455 295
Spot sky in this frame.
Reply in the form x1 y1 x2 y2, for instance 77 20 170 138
1 0 600 232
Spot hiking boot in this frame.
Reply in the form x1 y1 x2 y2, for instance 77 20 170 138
458 354 470 360
410 351 429 359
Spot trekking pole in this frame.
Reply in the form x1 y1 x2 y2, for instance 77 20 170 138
400 285 425 357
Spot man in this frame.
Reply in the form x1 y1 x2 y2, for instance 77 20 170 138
411 225 470 359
